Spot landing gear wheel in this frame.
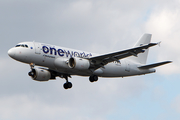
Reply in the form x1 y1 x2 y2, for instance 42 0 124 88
67 82 72 88
63 82 72 89
28 69 35 77
28 71 33 76
62 74 73 89
89 76 93 82
89 75 98 82
63 83 68 89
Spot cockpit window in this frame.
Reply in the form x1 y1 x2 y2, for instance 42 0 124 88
15 44 28 48
15 45 21 47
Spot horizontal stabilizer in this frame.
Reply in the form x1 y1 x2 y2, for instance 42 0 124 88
138 61 172 69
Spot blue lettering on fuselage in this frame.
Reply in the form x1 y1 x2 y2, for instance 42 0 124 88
57 49 64 56
42 45 92 58
42 46 49 53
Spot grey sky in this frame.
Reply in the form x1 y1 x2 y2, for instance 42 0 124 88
1 0 180 120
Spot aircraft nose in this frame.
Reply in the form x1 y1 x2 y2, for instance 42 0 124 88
8 48 16 58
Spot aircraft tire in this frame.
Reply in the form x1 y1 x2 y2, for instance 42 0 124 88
63 83 68 89
28 71 34 77
93 75 98 81
89 75 98 82
89 76 94 82
63 82 72 89
67 82 72 88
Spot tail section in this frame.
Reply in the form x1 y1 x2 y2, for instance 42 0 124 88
129 34 152 64
138 61 172 69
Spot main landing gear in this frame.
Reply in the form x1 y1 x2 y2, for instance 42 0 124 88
64 82 72 89
61 75 72 89
89 75 98 82
62 75 98 89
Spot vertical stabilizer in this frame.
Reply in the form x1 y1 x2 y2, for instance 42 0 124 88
129 34 152 64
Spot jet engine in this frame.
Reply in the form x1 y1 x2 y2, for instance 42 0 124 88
68 57 90 70
54 58 69 69
28 68 51 81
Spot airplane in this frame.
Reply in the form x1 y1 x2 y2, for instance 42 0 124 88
8 34 172 89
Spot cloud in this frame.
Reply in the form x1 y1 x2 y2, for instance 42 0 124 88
50 0 156 52
0 77 147 120
1 0 180 120
144 3 180 75
171 95 180 113
0 94 75 120
152 86 165 101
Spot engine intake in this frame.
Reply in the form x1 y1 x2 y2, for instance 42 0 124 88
28 68 51 81
68 57 90 70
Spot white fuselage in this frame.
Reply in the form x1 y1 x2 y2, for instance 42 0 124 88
8 42 155 78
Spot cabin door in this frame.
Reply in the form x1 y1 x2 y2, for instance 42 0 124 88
34 42 41 54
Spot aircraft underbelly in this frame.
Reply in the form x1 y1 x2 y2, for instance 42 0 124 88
56 68 92 76
100 60 141 77
100 62 125 77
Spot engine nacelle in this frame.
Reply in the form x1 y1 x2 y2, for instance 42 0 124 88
54 57 69 69
68 57 90 70
29 68 51 81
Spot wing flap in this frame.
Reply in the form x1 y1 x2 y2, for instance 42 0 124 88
138 61 172 69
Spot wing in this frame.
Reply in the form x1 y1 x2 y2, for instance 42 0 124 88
88 43 158 70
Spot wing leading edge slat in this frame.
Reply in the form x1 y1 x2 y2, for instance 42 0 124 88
89 43 158 70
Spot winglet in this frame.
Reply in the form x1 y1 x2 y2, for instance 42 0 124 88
157 41 161 47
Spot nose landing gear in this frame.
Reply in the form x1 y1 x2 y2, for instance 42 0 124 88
28 63 35 77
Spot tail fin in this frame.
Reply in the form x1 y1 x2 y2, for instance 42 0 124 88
129 34 152 64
